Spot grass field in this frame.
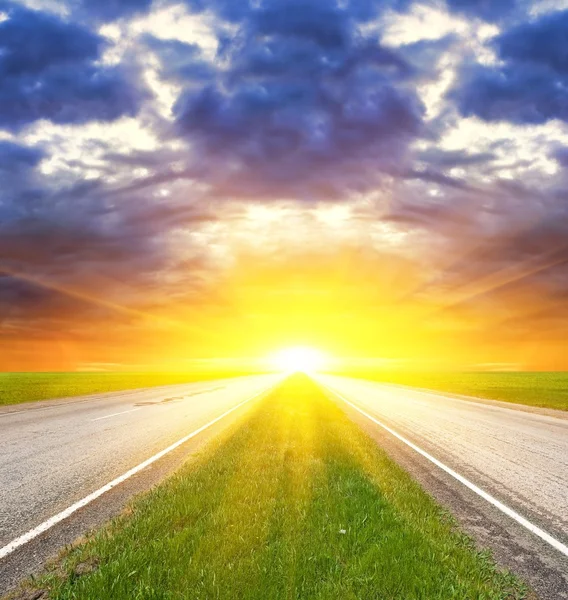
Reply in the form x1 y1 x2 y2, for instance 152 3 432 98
26 375 526 600
0 371 253 407
339 371 568 411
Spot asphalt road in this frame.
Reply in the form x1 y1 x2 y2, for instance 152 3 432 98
317 374 568 599
2 373 567 598
0 374 280 591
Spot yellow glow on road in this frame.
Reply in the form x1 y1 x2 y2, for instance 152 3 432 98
269 346 328 373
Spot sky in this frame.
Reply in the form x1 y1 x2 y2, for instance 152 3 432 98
1 0 568 371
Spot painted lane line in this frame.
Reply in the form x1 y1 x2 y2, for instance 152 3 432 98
0 386 271 560
322 383 568 559
91 408 141 421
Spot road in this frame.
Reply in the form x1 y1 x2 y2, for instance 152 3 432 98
317 374 568 599
2 373 567 598
0 374 280 591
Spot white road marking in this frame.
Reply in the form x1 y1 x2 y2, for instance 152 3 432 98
91 408 141 421
322 383 568 559
0 386 271 560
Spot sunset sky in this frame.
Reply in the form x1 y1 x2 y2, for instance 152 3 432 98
1 0 568 371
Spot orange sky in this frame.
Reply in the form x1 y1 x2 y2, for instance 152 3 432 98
3 230 566 372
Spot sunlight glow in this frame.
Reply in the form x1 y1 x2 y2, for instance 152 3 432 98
269 346 328 373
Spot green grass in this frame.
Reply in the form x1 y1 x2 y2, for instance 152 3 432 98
337 371 568 411
0 371 255 407
29 375 526 600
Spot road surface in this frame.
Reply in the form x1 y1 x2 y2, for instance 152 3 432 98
317 374 568 599
0 374 280 592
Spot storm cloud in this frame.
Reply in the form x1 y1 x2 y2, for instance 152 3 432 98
72 0 154 22
0 1 142 130
452 9 568 124
173 0 424 199
445 0 521 22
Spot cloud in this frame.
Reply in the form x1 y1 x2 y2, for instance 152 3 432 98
0 1 100 75
403 167 472 190
142 34 215 82
497 9 568 74
0 174 225 349
182 0 411 24
417 147 497 168
72 0 154 22
445 0 520 22
453 64 568 124
554 146 568 167
451 9 568 124
0 141 46 217
0 1 142 130
0 141 44 170
173 0 424 200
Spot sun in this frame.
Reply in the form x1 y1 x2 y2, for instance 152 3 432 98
268 346 328 373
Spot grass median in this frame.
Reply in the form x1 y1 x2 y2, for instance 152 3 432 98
25 374 526 600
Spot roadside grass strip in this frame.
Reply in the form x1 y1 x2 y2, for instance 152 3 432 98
26 375 526 600
0 372 254 407
341 371 568 411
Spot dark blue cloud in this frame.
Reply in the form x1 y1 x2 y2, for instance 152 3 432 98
143 36 215 82
453 63 568 124
183 0 410 24
250 0 353 49
183 0 250 23
554 147 568 168
498 10 568 74
0 142 45 221
72 0 153 22
446 0 519 22
174 0 423 198
0 141 44 171
0 1 142 130
0 66 142 130
0 2 101 77
451 9 568 124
